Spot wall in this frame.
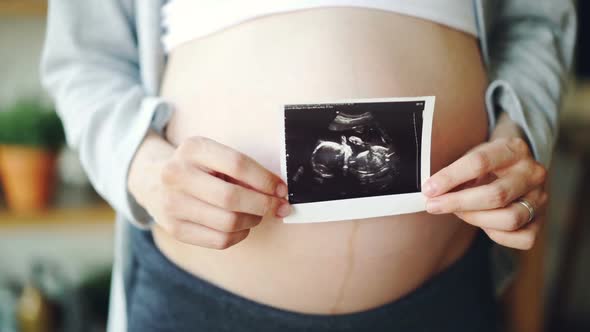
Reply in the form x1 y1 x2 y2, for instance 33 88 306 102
0 16 49 109
0 224 114 283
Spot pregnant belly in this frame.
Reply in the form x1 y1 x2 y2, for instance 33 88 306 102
156 8 488 314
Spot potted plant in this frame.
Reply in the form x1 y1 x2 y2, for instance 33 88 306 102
0 100 65 213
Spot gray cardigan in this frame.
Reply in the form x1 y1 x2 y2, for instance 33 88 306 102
40 1 576 331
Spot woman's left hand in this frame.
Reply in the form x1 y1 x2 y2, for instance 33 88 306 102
422 115 548 250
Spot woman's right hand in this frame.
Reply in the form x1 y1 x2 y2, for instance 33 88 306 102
128 131 291 249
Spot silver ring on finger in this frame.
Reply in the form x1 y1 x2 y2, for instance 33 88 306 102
517 198 536 223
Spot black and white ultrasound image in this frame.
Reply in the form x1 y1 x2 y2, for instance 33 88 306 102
284 101 424 204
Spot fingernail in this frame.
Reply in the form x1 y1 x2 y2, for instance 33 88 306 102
422 180 438 196
276 183 288 197
276 203 292 218
426 199 442 214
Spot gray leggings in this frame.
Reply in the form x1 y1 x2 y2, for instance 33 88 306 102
127 227 499 332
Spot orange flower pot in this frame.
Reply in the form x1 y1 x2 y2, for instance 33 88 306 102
0 145 57 213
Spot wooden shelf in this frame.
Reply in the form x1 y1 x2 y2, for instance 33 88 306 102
0 203 115 229
0 0 47 16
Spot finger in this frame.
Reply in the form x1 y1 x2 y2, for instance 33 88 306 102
163 192 263 232
456 189 547 231
426 166 535 213
162 163 289 217
158 220 250 250
180 137 287 197
423 138 528 197
483 217 543 250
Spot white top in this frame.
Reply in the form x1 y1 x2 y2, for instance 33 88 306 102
162 0 478 52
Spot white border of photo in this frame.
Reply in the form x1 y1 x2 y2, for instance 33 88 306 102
278 96 435 223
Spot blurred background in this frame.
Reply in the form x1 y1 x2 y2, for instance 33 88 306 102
0 1 588 332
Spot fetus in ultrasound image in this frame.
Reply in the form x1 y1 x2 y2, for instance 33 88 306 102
284 101 424 204
309 111 399 191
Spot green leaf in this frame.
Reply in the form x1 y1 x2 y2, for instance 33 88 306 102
0 100 65 150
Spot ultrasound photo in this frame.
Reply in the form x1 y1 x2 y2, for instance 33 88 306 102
279 97 435 223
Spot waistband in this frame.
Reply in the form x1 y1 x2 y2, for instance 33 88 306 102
128 226 498 331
